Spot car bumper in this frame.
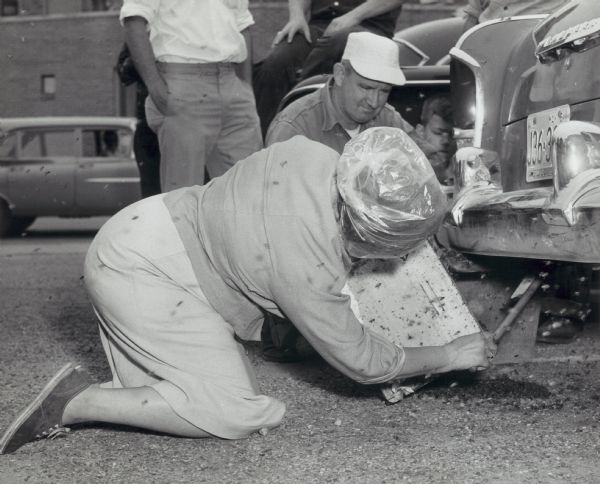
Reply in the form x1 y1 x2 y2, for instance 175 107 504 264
442 178 600 264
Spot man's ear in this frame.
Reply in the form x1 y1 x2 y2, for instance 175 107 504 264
332 63 345 87
415 123 425 137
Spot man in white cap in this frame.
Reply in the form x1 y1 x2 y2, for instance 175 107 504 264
266 31 413 153
263 31 415 361
253 0 406 137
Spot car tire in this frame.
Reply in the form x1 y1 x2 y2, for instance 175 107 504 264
0 200 13 238
10 216 36 236
0 201 35 238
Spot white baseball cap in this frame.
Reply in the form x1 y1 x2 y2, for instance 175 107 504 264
342 32 406 86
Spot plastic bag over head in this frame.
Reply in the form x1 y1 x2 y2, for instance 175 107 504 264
336 126 447 259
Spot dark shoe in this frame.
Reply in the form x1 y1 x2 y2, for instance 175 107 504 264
262 345 307 363
261 313 317 363
0 363 91 454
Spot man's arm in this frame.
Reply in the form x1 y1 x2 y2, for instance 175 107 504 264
123 16 168 114
462 0 484 32
272 0 312 45
324 0 406 37
400 333 492 378
235 27 254 84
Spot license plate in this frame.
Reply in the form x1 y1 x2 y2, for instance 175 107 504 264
526 105 570 182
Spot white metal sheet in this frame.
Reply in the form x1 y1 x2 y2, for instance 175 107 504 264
347 241 481 348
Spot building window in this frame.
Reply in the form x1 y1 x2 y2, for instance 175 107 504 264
41 74 56 100
1 0 19 16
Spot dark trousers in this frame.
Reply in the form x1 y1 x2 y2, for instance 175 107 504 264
253 22 374 137
134 120 161 198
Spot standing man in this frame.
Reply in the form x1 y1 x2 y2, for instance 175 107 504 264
117 44 161 198
253 0 407 137
266 32 413 151
121 0 263 192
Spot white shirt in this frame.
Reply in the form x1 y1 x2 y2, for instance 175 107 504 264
120 0 254 63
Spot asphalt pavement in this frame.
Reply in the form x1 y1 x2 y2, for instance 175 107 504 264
1 218 599 483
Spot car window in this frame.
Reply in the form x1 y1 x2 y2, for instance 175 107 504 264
20 129 76 158
0 130 17 159
82 128 132 158
388 85 451 127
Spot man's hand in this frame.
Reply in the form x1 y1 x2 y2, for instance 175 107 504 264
439 333 491 373
147 76 169 115
273 17 311 45
124 16 169 113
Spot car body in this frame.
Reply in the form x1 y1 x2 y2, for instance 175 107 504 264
445 0 600 265
0 116 141 236
393 16 463 67
442 0 600 315
277 17 464 127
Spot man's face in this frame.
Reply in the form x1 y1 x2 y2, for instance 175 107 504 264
333 64 392 126
422 114 454 158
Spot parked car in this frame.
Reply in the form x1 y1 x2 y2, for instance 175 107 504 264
277 17 464 127
0 116 141 237
445 0 600 310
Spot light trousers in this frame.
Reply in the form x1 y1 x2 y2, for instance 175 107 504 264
146 62 263 191
84 195 285 438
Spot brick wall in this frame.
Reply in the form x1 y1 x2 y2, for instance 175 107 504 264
0 2 460 117
1 12 124 117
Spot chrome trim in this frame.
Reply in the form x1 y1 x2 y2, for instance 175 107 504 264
403 79 449 86
0 116 137 131
453 146 500 194
544 168 600 226
442 183 600 263
449 47 484 147
455 15 548 50
84 177 140 183
451 15 548 150
292 83 324 92
393 38 430 66
435 54 451 66
536 16 600 59
551 121 600 194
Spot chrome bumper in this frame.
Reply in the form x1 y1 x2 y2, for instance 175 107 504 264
442 184 600 263
443 122 600 263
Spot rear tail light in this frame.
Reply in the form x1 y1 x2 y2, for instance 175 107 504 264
552 120 600 193
542 120 600 226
